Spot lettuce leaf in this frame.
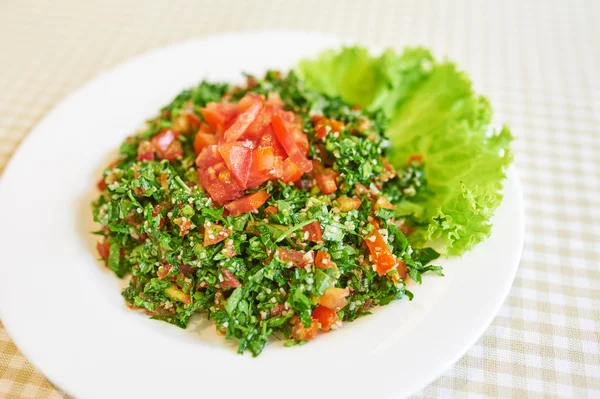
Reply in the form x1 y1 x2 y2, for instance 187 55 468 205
297 47 513 255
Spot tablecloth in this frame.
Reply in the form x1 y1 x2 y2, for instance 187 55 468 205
1 0 599 397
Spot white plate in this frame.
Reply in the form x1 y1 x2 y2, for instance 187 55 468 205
0 32 524 399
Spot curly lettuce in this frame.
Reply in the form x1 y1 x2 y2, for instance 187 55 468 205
297 47 513 255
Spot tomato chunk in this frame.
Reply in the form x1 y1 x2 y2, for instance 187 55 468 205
318 287 350 310
335 196 361 212
201 102 238 132
224 190 270 216
97 240 110 261
223 97 263 142
312 305 339 331
194 132 216 155
291 315 319 341
221 268 241 289
276 248 314 268
137 140 155 161
315 251 337 270
218 142 253 187
302 221 323 243
364 226 398 276
280 158 303 184
198 161 244 204
203 224 232 246
313 161 338 194
271 113 312 173
151 129 182 160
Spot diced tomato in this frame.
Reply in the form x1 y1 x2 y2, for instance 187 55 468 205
221 268 241 289
96 177 107 191
313 117 344 140
315 251 337 270
186 113 202 130
408 154 423 164
194 132 216 155
137 140 155 161
280 158 304 184
218 143 253 187
201 102 238 131
276 248 314 268
302 221 323 243
254 147 275 171
224 190 270 216
203 224 232 246
198 162 244 204
335 196 361 212
289 125 310 154
364 226 398 276
271 113 312 173
318 287 350 310
313 161 338 194
374 196 394 211
157 264 172 279
243 103 274 142
312 305 339 331
264 205 278 215
97 240 110 260
151 129 182 160
223 97 263 142
257 126 286 157
195 145 223 168
329 119 344 133
397 260 407 280
291 315 319 341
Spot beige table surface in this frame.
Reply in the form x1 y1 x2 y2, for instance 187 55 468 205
1 0 599 397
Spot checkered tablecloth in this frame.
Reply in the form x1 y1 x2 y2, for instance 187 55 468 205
1 0 599 397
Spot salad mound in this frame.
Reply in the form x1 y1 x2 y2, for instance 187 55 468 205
92 47 512 356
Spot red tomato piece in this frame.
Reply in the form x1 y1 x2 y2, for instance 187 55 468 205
397 260 407 280
224 190 270 216
194 132 216 155
364 226 398 276
198 161 244 204
280 158 304 184
221 268 241 289
302 221 323 243
408 154 423 164
223 97 263 142
137 140 155 161
96 177 107 191
313 161 338 194
276 248 314 268
186 113 202 130
318 287 350 310
201 102 238 132
312 305 339 331
203 224 232 246
151 129 183 160
315 251 337 270
258 126 286 157
291 315 319 341
218 143 253 187
195 145 223 168
254 147 275 171
271 113 312 173
97 240 110 261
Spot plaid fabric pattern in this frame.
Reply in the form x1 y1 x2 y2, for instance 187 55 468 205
1 0 598 397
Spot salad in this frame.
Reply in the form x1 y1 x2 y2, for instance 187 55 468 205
92 47 512 356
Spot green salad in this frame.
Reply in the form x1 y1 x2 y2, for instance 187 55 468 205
92 47 512 356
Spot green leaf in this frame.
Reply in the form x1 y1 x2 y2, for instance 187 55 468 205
298 47 512 255
225 287 243 314
314 269 334 296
